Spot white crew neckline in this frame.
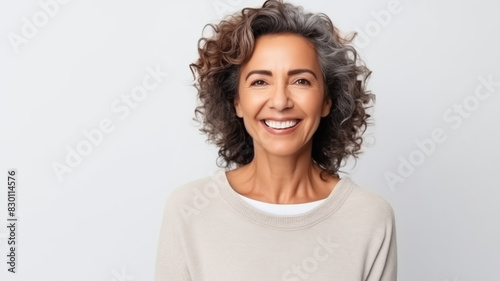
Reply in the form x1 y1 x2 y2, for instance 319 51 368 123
238 194 327 215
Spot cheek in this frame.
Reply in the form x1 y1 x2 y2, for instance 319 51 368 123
298 95 325 116
235 94 264 116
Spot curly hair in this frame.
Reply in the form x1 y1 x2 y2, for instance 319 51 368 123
190 0 374 177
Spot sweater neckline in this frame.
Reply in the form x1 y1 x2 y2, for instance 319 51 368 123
212 169 355 230
238 193 327 216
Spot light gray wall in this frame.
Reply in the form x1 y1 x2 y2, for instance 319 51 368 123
0 0 498 280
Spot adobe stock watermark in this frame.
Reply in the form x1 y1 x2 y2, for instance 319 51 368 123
353 0 404 49
385 74 499 191
212 0 247 18
7 0 72 53
179 182 219 222
281 236 340 281
51 64 169 183
109 267 134 281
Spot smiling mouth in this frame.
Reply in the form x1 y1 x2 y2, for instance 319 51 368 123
264 119 300 130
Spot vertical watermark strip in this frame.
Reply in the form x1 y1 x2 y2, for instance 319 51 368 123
6 169 18 273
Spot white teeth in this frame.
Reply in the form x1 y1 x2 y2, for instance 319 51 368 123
264 120 298 129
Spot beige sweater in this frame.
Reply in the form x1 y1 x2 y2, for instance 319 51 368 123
155 169 397 281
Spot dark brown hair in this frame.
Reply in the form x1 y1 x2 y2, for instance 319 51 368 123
190 0 374 176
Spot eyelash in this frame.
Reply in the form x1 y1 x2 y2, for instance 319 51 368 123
294 79 311 85
250 80 267 86
250 79 311 86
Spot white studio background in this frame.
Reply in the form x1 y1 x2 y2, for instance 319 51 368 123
0 0 498 280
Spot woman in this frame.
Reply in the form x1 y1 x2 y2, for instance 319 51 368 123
155 0 397 280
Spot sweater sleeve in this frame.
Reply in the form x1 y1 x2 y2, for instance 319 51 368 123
154 194 192 281
366 205 398 281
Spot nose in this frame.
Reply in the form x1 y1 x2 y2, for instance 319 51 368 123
269 84 293 111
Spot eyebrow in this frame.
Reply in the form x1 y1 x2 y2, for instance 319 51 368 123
244 69 318 81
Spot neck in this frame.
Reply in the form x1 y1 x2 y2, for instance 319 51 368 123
230 144 336 204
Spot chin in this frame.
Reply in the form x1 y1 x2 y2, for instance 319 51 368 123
258 144 309 158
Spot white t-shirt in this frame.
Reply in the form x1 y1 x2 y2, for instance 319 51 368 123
238 194 327 215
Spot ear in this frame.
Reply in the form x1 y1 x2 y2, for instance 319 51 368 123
234 96 243 118
321 97 332 117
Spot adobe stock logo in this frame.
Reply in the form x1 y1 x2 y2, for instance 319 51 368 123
51 64 169 183
353 0 404 49
281 236 340 281
385 74 499 191
7 0 71 53
109 268 134 281
212 0 246 18
179 182 220 222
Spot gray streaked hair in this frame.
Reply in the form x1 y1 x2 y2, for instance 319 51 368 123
190 0 374 177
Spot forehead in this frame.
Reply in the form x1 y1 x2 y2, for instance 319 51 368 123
241 33 321 73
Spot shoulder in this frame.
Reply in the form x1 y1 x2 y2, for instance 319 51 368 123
340 178 396 226
164 175 216 209
161 172 224 222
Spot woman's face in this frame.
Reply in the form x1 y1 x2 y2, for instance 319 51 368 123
235 33 331 158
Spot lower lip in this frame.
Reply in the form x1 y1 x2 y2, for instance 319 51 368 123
261 120 301 135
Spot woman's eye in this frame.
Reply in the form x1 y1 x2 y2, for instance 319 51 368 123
251 80 267 86
294 79 310 85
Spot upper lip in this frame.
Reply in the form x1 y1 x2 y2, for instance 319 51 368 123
261 118 301 121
